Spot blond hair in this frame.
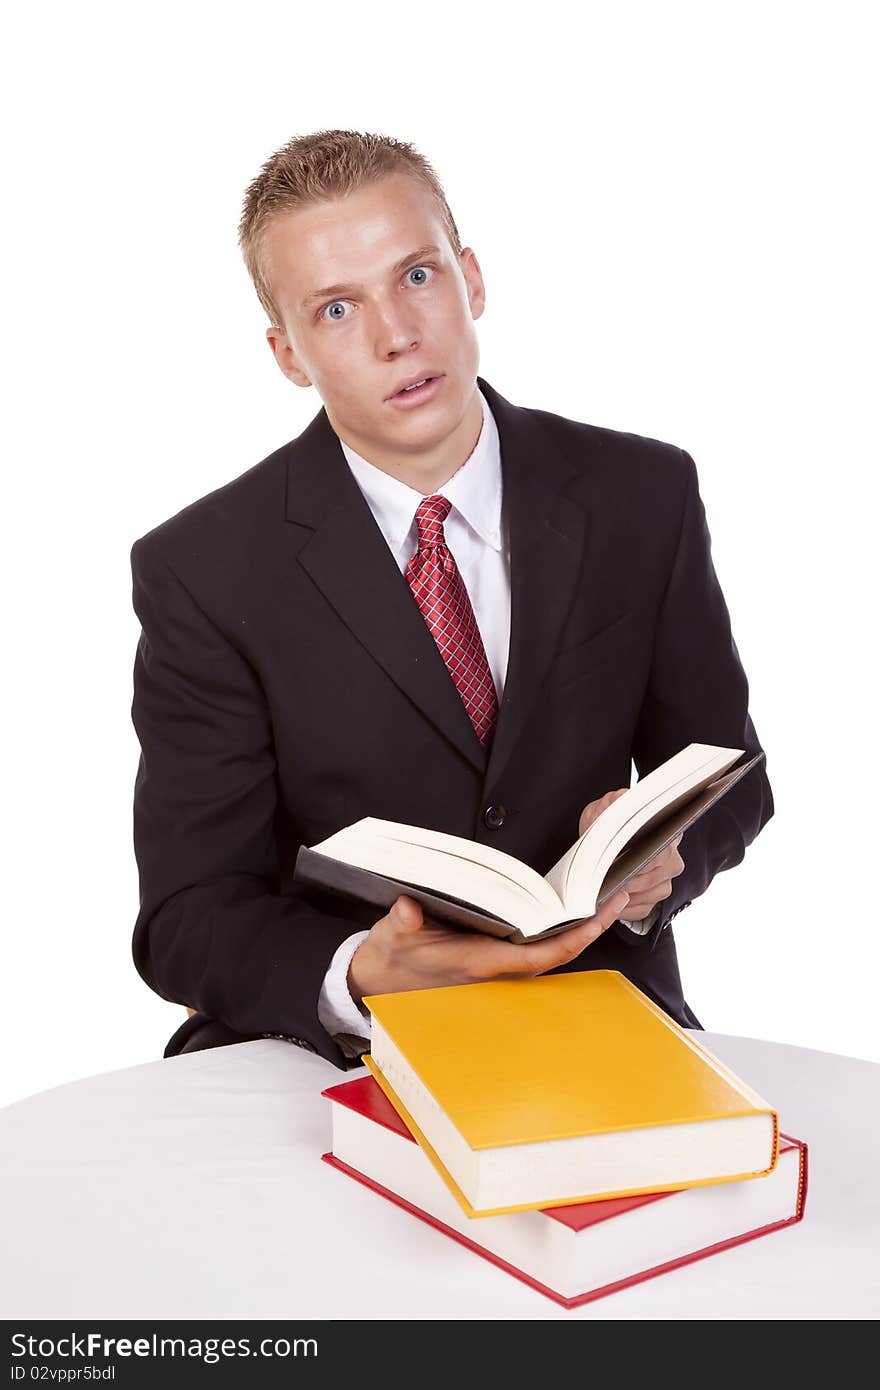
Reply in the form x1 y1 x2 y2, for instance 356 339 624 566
238 128 463 328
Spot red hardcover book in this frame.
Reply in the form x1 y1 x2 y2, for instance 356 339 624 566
322 1075 808 1310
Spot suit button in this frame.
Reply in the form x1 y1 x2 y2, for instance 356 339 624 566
483 804 507 830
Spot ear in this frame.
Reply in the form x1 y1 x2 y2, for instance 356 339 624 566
459 247 486 321
265 324 312 388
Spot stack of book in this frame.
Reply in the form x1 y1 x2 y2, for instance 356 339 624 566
322 971 808 1309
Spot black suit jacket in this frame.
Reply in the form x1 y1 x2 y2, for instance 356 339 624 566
129 375 773 1068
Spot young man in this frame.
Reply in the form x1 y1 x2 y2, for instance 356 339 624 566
129 130 773 1068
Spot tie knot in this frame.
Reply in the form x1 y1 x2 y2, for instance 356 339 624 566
413 494 452 547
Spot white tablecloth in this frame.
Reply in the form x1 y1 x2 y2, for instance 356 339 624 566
2 1031 878 1319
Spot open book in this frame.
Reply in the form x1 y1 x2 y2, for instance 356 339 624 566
293 743 765 943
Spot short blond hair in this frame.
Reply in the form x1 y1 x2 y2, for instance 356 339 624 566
238 128 463 328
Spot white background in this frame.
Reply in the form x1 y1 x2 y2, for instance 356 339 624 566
2 1 877 1108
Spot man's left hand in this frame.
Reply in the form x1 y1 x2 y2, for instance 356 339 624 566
578 788 686 922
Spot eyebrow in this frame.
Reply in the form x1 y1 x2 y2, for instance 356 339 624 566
300 244 443 311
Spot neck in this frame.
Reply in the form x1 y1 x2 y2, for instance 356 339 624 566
333 387 484 494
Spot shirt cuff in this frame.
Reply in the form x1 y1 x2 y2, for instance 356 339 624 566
317 929 373 1039
619 902 661 936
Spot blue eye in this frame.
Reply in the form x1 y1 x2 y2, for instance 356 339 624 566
319 266 435 322
406 265 434 286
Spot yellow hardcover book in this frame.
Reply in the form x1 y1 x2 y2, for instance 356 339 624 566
363 970 779 1218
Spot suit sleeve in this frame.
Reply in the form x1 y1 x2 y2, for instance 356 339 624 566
618 447 775 950
130 538 367 1069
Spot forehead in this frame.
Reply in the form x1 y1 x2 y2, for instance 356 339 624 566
265 174 447 316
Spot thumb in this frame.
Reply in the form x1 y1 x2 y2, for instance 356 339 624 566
393 895 423 928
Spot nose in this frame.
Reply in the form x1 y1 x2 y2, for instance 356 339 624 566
371 292 422 358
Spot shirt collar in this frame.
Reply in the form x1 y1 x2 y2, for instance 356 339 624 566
338 388 503 560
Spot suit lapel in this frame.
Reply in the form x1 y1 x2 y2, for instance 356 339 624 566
286 405 488 772
476 378 588 793
284 376 591 790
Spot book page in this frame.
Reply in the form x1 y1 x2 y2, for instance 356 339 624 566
542 783 693 907
543 839 581 902
315 818 562 912
311 825 560 932
548 744 743 908
593 759 764 907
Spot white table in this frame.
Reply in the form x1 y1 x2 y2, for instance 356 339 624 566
1 1032 878 1320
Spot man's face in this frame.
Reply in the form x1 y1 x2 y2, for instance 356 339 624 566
264 173 485 467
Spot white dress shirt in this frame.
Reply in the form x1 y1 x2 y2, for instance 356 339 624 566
316 388 658 1044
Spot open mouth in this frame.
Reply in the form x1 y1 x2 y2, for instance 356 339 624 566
390 375 443 403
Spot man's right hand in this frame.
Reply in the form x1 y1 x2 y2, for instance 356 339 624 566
347 888 631 1007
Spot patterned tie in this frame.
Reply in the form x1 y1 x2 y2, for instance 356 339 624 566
405 495 499 748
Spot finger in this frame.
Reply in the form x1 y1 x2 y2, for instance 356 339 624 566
662 846 685 877
622 863 673 895
392 895 424 929
509 889 632 975
647 840 682 871
579 788 629 836
621 860 668 893
589 789 628 816
624 881 673 916
623 844 684 888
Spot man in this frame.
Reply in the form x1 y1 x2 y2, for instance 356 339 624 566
130 129 773 1068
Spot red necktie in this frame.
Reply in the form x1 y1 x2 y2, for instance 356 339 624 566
405 495 499 749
